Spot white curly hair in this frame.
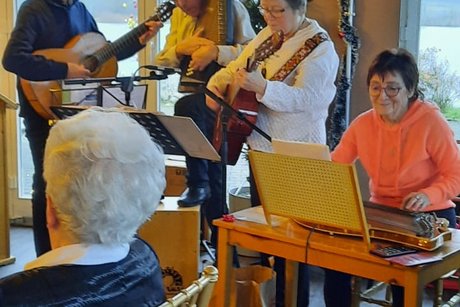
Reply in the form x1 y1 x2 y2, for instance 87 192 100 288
43 108 166 244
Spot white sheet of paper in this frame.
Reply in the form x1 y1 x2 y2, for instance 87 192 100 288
271 138 331 161
156 114 220 161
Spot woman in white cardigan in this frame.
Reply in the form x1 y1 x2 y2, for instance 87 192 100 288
206 0 339 305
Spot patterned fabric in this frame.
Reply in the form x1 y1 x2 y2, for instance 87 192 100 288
271 32 329 81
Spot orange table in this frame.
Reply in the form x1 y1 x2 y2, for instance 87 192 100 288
213 206 460 307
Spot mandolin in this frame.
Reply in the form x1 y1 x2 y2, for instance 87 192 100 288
20 0 176 120
212 31 284 165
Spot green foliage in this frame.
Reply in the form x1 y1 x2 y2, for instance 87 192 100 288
241 0 266 33
443 106 460 121
418 47 460 113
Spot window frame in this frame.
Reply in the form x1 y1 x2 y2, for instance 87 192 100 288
399 0 421 57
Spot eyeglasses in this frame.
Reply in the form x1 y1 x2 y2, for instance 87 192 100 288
258 6 286 18
369 85 402 98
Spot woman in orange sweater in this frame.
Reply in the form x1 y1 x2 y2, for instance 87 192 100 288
330 48 460 307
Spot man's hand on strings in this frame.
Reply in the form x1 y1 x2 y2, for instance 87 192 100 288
139 21 163 45
235 68 267 96
189 44 219 71
66 62 91 79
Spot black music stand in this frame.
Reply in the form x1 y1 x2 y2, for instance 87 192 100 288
200 86 271 213
51 106 220 161
197 86 272 265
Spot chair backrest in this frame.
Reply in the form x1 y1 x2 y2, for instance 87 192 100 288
159 266 218 307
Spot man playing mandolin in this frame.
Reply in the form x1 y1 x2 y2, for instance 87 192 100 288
2 0 163 257
155 0 255 248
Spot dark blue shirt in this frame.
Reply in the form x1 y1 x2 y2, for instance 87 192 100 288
0 238 166 306
3 0 100 81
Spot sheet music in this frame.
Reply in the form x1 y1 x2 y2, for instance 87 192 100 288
272 138 331 161
156 114 220 161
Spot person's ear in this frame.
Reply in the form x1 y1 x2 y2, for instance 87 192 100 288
408 87 415 99
46 195 59 230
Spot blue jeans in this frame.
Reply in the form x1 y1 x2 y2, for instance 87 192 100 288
174 94 226 246
324 269 352 307
22 111 51 257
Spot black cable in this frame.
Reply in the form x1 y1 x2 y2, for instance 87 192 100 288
305 227 316 264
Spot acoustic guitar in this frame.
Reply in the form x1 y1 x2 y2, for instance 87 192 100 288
212 31 284 165
20 0 176 120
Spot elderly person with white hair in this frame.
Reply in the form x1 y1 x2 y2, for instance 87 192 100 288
0 108 166 306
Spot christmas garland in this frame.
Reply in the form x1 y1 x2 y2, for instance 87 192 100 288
327 0 360 150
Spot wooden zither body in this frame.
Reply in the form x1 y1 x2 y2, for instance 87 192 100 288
296 201 451 251
248 151 451 252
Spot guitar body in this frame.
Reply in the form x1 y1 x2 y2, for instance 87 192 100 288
211 32 284 165
20 32 117 119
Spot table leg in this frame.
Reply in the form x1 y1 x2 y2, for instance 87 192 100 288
404 273 423 307
285 260 298 307
214 227 233 307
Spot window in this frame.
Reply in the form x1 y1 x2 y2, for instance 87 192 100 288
401 0 460 139
156 22 184 115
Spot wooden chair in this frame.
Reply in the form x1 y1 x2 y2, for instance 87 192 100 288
159 265 218 307
351 278 392 307
433 269 460 307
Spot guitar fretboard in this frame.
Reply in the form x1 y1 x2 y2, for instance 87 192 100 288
93 1 175 66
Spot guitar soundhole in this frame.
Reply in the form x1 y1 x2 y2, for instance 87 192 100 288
82 55 99 73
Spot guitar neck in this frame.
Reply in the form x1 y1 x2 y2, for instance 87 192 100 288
93 15 160 64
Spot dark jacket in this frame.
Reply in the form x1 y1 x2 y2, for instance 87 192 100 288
0 238 165 306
